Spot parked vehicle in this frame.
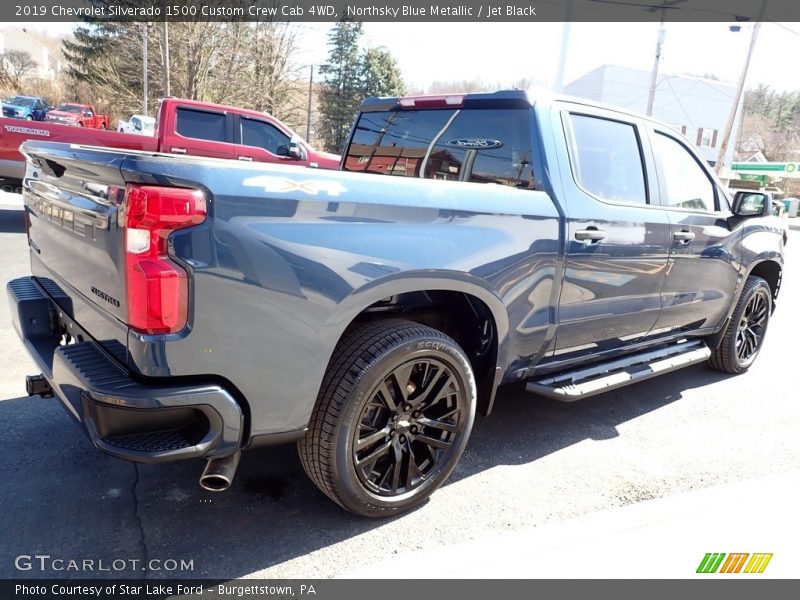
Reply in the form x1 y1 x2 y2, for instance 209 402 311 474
8 91 786 517
117 114 156 135
0 97 339 180
1 95 50 121
45 103 110 129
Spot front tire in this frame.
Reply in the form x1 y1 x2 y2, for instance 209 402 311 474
709 276 772 374
299 319 476 517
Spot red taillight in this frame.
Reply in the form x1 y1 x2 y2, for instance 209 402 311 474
122 185 206 335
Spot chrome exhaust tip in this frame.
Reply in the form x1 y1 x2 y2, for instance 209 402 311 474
26 374 53 397
199 450 241 492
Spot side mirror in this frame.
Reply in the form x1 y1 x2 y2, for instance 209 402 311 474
276 141 306 160
83 111 92 117
134 122 142 131
732 191 770 217
288 136 307 161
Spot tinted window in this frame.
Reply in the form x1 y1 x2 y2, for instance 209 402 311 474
345 108 535 189
240 117 290 154
652 132 715 211
176 108 227 142
567 114 647 204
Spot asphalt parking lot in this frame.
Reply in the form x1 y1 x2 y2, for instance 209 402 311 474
1 197 798 579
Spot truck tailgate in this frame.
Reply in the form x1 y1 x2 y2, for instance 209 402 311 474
22 142 131 361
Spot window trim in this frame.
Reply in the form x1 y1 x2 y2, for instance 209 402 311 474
561 109 652 207
648 126 722 214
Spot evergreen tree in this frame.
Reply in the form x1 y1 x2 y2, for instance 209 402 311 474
360 47 406 98
318 23 407 153
318 21 364 153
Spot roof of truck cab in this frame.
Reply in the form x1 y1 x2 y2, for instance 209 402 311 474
359 89 675 128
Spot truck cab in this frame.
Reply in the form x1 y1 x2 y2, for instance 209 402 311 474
155 98 340 169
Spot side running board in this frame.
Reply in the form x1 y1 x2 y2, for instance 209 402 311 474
526 339 711 401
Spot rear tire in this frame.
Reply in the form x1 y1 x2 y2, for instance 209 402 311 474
299 319 476 517
709 276 771 374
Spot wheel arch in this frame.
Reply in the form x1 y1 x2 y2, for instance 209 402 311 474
746 259 782 307
322 273 511 417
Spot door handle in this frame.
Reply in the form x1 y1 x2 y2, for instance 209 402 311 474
673 230 695 243
575 228 606 242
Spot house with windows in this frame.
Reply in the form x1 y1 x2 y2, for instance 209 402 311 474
564 65 739 167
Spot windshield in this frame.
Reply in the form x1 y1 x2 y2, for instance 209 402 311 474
56 104 84 113
7 97 35 107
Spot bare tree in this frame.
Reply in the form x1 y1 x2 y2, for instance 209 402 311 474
1 50 37 88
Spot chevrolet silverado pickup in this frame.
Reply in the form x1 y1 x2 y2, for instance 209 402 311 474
0 97 339 181
8 91 786 517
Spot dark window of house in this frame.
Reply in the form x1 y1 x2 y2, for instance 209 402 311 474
176 108 227 142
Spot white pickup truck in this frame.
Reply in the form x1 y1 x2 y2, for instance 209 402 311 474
117 113 155 135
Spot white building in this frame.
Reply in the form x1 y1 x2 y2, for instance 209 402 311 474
564 65 740 167
0 28 61 80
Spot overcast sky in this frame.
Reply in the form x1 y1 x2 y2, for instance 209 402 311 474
23 21 800 92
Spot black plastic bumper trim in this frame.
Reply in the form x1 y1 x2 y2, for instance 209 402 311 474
7 276 244 463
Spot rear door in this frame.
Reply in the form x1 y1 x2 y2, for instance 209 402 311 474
164 104 238 159
549 103 671 362
646 126 740 334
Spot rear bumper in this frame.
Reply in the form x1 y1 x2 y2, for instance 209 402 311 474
7 276 244 463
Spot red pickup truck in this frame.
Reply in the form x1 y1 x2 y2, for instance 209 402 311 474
44 103 111 129
0 97 339 180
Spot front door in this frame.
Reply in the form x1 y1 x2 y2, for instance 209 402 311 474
550 107 671 362
647 128 740 335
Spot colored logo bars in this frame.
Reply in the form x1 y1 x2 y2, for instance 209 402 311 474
696 553 773 574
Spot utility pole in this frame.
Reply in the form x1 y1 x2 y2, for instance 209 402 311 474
646 17 666 116
162 21 170 97
715 21 761 174
142 24 148 115
553 0 573 92
306 65 314 142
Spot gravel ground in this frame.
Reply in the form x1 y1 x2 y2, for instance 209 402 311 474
1 201 798 579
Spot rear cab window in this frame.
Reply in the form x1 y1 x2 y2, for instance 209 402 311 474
344 107 536 189
176 107 228 142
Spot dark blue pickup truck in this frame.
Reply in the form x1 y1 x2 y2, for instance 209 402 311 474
8 91 786 517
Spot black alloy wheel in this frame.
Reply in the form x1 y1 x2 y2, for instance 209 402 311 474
299 319 476 517
709 276 772 374
353 356 465 497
